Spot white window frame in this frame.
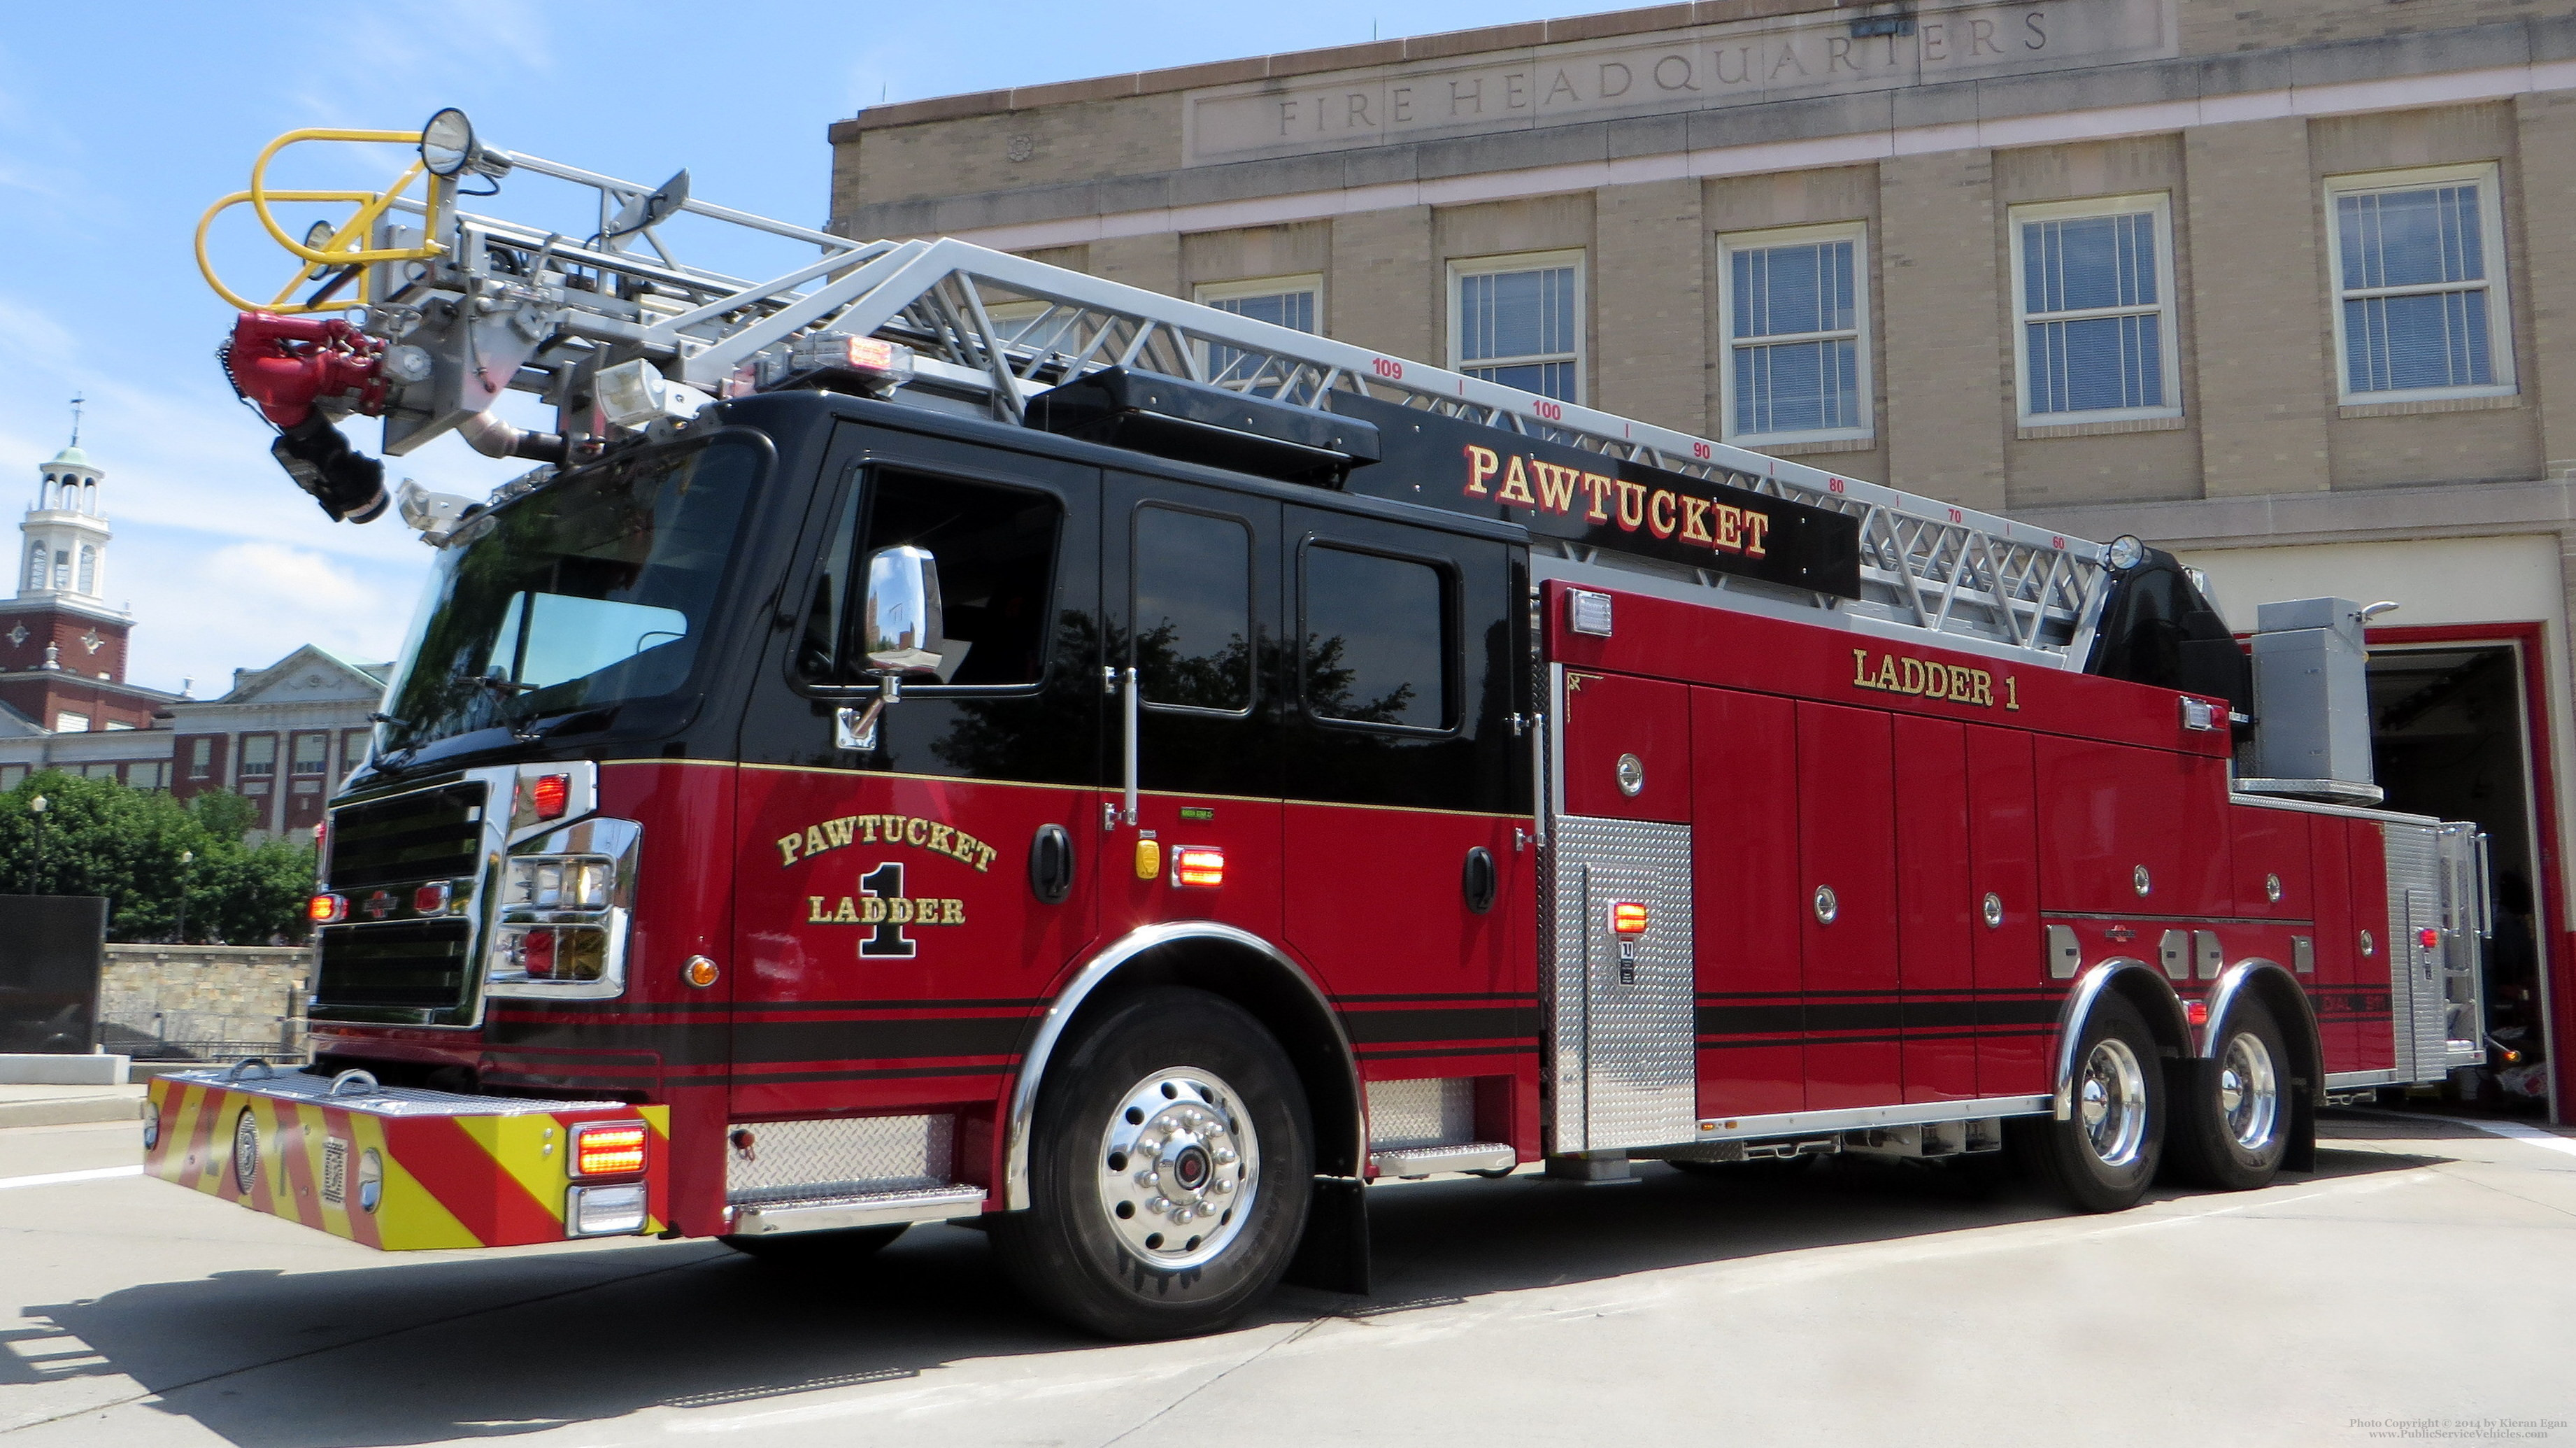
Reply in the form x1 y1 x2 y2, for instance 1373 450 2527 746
1193 274 1323 386
1447 249 1586 404
1716 222 1874 446
2324 162 2516 406
2007 192 2183 426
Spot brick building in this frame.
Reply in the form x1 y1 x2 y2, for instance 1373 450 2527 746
0 441 388 842
834 0 2576 1114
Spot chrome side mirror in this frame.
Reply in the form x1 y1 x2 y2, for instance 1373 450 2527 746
837 545 945 752
861 545 944 677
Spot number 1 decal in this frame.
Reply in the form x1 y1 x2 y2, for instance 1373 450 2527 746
858 861 916 958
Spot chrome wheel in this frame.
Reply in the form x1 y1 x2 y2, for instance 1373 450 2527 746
2219 1030 2280 1153
2077 1037 2149 1169
1096 1067 1260 1270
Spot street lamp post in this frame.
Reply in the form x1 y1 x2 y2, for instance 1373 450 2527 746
175 849 194 943
25 793 45 896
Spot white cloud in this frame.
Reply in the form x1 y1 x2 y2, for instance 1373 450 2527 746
115 536 427 696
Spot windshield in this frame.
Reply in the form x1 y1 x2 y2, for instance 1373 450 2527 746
374 435 761 757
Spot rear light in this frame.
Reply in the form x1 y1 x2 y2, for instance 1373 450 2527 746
2418 927 2441 950
310 893 346 923
412 881 452 916
566 1183 647 1237
530 772 570 821
1172 846 1225 888
1611 901 1649 935
572 1121 648 1177
2186 1000 2209 1025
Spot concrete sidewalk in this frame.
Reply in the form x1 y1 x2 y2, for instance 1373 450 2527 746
0 1083 148 1130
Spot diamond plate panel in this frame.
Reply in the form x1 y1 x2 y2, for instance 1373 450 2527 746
1546 815 1696 1153
2382 823 2447 1081
1365 1079 1474 1149
726 1114 955 1207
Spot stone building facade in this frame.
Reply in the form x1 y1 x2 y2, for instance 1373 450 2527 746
834 0 2576 1115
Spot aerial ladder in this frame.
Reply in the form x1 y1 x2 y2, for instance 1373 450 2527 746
201 108 2112 671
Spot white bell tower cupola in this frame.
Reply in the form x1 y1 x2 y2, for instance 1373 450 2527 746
18 439 113 609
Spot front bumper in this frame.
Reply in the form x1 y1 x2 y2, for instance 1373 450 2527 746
145 1066 668 1250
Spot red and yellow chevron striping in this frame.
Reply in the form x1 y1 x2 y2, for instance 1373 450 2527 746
145 1072 669 1250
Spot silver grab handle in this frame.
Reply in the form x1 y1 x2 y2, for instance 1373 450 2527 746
1121 665 1140 827
223 1058 273 1082
1529 709 1549 848
2475 830 2496 939
327 1069 382 1098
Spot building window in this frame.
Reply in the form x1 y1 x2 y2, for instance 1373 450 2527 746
2326 164 2514 403
0 764 24 789
292 733 329 775
52 548 69 591
131 761 169 790
240 734 277 776
81 762 120 781
54 711 89 733
188 737 214 779
1719 224 1871 443
76 545 94 595
24 541 42 592
341 728 370 774
1195 274 1321 393
2009 194 2180 423
1451 251 1583 403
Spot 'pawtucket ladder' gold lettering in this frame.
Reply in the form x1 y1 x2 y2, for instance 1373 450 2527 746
1850 648 2018 710
775 813 997 871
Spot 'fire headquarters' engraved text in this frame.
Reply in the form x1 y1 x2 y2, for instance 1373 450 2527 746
1851 648 2019 709
776 813 997 871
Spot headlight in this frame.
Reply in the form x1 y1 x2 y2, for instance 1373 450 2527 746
506 856 613 911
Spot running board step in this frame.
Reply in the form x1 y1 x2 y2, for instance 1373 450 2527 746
727 1184 987 1236
1369 1142 1517 1179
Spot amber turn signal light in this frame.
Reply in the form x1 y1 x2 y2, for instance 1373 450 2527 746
309 893 346 923
1611 901 1649 936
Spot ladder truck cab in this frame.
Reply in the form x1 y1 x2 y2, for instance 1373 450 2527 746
152 112 2493 1340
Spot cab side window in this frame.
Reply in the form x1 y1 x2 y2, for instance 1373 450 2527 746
1300 544 1452 730
798 469 1062 689
1133 505 1254 714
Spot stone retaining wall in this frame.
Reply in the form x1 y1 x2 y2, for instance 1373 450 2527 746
97 944 312 1061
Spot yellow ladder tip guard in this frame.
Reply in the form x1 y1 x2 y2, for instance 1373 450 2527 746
197 125 448 316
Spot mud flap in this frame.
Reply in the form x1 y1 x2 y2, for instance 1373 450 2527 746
1283 1176 1368 1295
2284 1086 2317 1173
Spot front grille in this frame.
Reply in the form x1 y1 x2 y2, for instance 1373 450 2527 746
316 921 476 1011
326 783 487 892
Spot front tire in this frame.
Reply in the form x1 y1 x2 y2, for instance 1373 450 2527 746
2167 998 2291 1190
990 988 1313 1340
2018 993 2164 1212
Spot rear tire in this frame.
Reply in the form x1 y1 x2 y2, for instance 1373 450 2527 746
719 1223 907 1262
990 987 1313 1340
2167 998 2291 1191
2017 993 2164 1213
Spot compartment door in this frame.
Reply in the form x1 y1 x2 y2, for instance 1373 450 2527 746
1548 819 1696 1151
1798 701 1902 1111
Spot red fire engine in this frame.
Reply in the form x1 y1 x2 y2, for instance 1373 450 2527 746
148 112 2491 1340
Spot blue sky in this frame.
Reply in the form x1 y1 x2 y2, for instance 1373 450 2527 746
0 1 1582 695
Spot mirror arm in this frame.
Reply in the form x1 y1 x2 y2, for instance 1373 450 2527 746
834 674 902 752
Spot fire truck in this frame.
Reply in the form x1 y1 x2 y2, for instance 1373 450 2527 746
148 111 2493 1340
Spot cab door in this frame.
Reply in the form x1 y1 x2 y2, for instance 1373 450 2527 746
732 429 1102 1121
1280 508 1530 1081
1095 472 1285 946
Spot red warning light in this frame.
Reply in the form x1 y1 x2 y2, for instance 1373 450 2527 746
1611 902 1649 936
531 773 571 821
2417 927 2441 950
1172 846 1226 888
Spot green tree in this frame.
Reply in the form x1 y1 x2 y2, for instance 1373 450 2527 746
0 772 315 944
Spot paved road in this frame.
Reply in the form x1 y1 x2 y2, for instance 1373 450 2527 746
3 1112 2572 1448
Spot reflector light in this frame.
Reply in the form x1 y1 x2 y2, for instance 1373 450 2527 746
2186 1000 2209 1025
1134 839 1161 880
573 1122 648 1177
2418 927 2441 950
1173 846 1226 888
530 773 571 821
523 928 558 979
309 893 346 923
1611 901 1649 935
412 882 451 916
